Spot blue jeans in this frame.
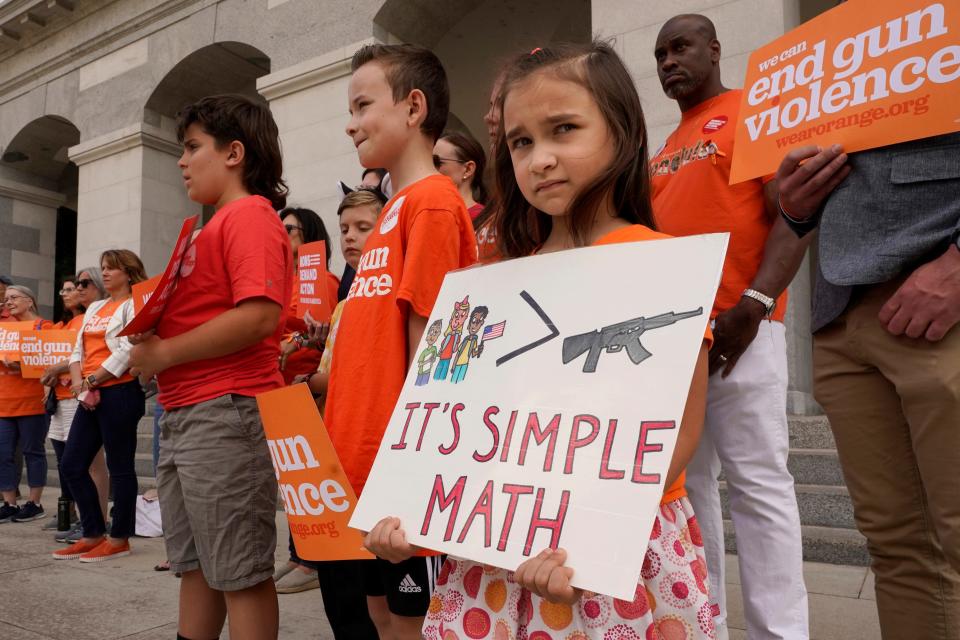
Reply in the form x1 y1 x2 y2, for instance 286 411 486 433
62 381 144 539
0 415 48 491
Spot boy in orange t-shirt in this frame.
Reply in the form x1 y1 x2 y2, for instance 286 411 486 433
325 44 477 639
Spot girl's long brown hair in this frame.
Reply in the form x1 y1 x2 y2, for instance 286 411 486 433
493 41 656 258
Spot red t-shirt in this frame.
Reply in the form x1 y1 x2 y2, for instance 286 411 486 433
325 174 477 494
467 203 484 222
0 319 52 417
281 271 340 384
156 195 292 408
650 90 786 322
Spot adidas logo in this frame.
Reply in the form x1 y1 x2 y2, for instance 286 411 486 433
398 574 422 593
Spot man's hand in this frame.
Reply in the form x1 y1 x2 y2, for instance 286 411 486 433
514 548 581 605
709 299 766 377
126 329 155 346
776 145 850 220
363 517 420 563
279 339 297 371
878 246 960 341
129 335 173 381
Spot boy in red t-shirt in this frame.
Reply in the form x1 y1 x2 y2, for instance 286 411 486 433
128 95 291 640
325 44 477 639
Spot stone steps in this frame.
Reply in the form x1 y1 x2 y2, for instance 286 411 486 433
721 415 869 566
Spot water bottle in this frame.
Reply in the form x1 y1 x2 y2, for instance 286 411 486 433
57 497 72 531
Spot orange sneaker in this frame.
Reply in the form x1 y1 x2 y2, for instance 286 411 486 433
52 538 104 560
79 538 131 563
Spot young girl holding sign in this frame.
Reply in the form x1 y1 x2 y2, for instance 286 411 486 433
364 41 715 639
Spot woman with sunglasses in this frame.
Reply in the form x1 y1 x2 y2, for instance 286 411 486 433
272 207 341 594
54 250 147 562
433 130 488 222
0 285 53 522
278 207 340 385
40 272 110 539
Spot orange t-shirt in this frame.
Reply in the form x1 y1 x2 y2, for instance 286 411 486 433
593 224 713 505
650 89 786 322
81 299 133 388
281 271 340 384
157 195 292 408
475 214 500 264
325 174 478 495
55 314 85 400
0 319 52 417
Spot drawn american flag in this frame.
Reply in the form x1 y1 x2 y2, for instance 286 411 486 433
483 321 506 340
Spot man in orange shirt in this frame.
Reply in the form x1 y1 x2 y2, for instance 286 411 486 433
650 15 812 640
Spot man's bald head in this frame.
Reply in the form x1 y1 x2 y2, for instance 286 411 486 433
658 14 718 44
654 14 725 110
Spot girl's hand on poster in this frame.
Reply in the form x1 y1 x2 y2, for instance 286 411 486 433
514 548 582 605
2 357 20 373
363 516 420 563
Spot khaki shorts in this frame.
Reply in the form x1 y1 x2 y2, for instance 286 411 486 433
157 394 277 591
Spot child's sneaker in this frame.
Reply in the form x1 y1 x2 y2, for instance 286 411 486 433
79 539 131 563
0 502 20 523
53 538 104 560
11 501 45 522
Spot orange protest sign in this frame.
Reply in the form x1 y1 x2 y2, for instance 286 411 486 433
0 321 34 361
120 215 199 336
132 275 161 315
730 0 960 183
296 241 332 323
18 330 77 378
256 384 373 561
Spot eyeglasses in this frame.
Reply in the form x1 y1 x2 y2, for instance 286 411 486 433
59 288 76 296
433 155 465 169
4 295 28 304
284 224 303 235
76 279 94 289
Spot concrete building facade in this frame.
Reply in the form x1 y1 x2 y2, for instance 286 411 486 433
0 0 834 412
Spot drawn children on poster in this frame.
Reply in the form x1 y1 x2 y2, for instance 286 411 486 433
416 320 443 386
450 306 488 384
434 296 469 381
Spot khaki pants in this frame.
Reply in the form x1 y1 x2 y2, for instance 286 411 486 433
814 277 960 640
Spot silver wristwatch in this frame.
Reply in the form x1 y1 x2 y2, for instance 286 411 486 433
742 288 776 317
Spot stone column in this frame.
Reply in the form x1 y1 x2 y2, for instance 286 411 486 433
0 178 64 317
256 40 373 277
594 0 818 414
68 123 200 276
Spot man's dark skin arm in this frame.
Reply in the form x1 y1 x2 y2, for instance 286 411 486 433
710 182 814 377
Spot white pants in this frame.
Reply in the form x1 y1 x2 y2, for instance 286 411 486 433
686 320 809 640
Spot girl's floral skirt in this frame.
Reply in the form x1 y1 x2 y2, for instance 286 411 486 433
424 496 716 640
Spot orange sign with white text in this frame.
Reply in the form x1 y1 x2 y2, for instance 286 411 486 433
296 241 332 323
132 275 161 315
119 215 199 336
731 0 960 183
0 321 34 362
18 330 78 378
256 384 373 561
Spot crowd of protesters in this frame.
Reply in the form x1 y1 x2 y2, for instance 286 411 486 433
0 11 957 640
